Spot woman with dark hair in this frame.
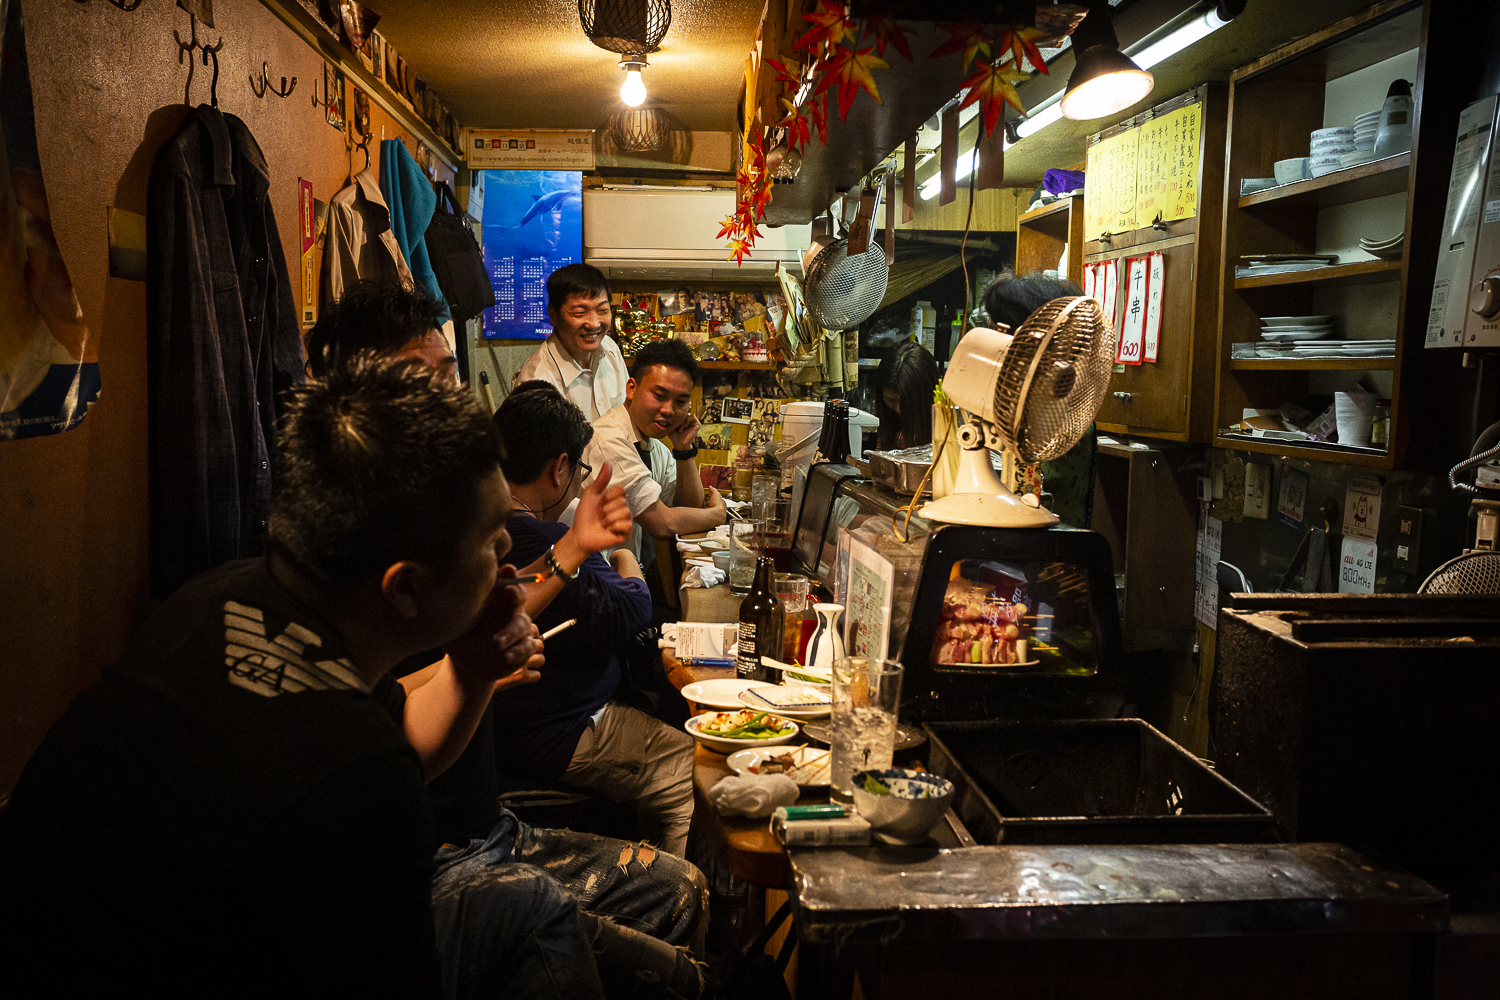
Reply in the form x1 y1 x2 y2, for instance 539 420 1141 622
874 341 940 451
980 270 1097 529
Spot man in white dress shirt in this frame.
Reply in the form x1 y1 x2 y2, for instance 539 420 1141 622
513 263 628 422
582 340 727 563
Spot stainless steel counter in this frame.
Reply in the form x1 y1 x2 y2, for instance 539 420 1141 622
789 841 1447 943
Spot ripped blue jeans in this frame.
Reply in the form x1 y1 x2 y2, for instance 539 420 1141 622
431 810 707 999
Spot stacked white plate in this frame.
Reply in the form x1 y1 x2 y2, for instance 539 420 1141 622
1353 110 1379 150
1359 232 1404 260
1261 314 1334 340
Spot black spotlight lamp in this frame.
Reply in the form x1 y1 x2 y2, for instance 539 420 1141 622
1060 3 1154 121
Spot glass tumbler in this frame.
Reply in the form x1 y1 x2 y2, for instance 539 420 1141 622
829 657 904 802
774 572 810 662
727 519 763 594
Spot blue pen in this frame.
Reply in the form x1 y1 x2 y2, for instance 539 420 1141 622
684 657 734 667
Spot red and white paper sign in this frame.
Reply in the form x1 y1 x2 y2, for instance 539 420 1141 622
1083 261 1097 300
1144 251 1165 363
1100 260 1119 336
1116 255 1148 365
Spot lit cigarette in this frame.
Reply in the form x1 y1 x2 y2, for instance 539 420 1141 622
541 619 577 640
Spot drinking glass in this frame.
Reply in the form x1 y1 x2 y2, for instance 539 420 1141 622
727 519 763 594
829 657 904 802
753 498 792 570
774 573 810 661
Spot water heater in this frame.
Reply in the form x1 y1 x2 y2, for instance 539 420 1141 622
1426 93 1500 349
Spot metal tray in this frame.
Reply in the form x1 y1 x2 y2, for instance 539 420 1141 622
925 719 1278 845
864 448 933 496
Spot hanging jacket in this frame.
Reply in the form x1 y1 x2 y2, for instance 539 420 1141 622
320 167 415 308
379 139 450 324
145 104 304 599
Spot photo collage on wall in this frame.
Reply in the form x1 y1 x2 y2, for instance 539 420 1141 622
619 285 796 493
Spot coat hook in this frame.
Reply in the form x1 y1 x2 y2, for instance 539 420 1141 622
175 13 224 108
1152 210 1169 232
250 61 296 99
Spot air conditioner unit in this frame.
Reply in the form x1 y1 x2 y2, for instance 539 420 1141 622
583 187 811 282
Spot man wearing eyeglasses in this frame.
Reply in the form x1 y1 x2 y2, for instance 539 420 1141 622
492 383 696 857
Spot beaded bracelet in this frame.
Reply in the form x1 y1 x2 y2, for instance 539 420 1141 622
544 545 580 581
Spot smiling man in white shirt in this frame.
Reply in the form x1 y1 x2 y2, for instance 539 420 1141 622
513 263 628 422
582 340 727 563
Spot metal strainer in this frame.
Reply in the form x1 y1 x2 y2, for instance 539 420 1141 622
992 296 1117 463
804 239 889 331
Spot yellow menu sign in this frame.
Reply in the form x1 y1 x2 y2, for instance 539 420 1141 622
1085 128 1139 238
1085 100 1202 238
1136 103 1202 224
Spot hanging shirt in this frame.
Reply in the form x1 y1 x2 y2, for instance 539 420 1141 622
145 105 305 598
581 403 676 560
380 139 451 326
319 168 415 308
513 333 628 423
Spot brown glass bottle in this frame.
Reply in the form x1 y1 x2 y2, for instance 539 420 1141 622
735 556 784 682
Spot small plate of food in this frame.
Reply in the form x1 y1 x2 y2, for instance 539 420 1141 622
685 709 800 754
738 683 832 719
725 744 832 786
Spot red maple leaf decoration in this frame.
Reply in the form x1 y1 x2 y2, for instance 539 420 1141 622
793 0 855 57
727 236 752 266
958 58 1028 137
812 92 829 143
997 26 1049 74
776 99 813 153
763 57 803 90
931 18 993 71
863 15 913 61
814 44 887 121
716 213 739 240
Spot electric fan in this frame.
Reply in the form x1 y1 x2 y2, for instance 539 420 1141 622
1419 422 1500 594
920 296 1116 528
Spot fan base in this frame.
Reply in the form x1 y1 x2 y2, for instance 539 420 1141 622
920 490 1060 528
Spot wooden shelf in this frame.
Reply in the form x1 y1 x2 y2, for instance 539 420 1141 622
1238 152 1411 210
1017 197 1079 241
626 357 776 371
699 360 776 370
1214 432 1392 468
1229 356 1396 370
1233 258 1403 290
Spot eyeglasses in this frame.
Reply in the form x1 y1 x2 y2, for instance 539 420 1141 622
572 459 593 483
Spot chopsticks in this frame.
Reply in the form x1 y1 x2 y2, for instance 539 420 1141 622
759 656 832 681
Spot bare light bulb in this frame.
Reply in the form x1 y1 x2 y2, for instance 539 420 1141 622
621 69 646 107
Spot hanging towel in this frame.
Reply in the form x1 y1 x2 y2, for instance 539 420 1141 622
379 138 450 324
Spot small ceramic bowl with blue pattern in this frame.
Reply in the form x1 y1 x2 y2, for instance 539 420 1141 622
850 768 955 845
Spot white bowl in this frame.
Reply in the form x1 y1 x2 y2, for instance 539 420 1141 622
1273 158 1309 184
850 768 956 845
1311 141 1356 155
1312 126 1356 140
685 709 799 754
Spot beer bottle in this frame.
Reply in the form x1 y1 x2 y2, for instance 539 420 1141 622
735 556 784 682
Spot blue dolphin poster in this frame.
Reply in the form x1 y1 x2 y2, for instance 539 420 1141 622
480 170 582 340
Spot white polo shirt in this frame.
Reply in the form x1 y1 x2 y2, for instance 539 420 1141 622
582 403 677 559
513 333 628 423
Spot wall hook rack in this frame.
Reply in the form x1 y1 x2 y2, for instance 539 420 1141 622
71 0 144 10
175 13 224 107
249 61 296 99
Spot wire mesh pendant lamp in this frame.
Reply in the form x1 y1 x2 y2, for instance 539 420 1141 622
607 106 675 152
578 0 671 54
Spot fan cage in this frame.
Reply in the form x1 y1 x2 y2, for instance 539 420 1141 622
578 0 671 54
607 106 676 152
805 240 889 331
992 297 1115 464
1419 552 1500 595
